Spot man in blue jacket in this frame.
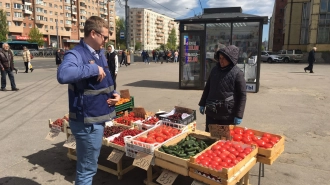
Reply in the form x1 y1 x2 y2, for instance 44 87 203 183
57 16 120 185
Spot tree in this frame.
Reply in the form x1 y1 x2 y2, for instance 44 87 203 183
166 28 177 50
0 9 9 42
28 27 44 47
135 42 142 50
115 17 126 49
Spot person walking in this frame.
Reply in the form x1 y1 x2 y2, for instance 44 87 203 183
304 47 317 73
106 44 118 89
174 50 179 63
22 46 34 73
198 45 246 132
55 49 62 68
0 43 19 91
142 50 149 64
155 50 159 63
120 49 127 67
57 16 120 185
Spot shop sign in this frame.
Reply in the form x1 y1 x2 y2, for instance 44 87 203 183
246 83 256 92
63 39 80 43
15 36 48 41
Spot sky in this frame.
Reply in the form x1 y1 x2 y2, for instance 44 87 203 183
115 0 273 41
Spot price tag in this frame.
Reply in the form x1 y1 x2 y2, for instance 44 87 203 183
120 89 130 99
107 149 124 163
45 128 61 141
133 107 146 119
132 152 153 170
156 170 178 185
208 125 231 140
191 180 207 185
63 135 76 149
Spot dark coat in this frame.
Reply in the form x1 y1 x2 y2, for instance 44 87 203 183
106 52 116 78
0 48 14 70
199 45 246 121
308 49 315 64
55 51 62 65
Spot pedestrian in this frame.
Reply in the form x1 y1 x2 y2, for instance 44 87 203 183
55 49 62 68
120 49 127 67
106 44 118 89
304 47 317 73
8 47 18 74
152 49 155 61
57 16 120 185
174 50 178 63
155 50 159 63
0 43 19 91
142 50 149 64
198 45 246 132
163 50 167 63
22 46 34 73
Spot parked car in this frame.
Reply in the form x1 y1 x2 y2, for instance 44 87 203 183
261 51 283 63
277 49 303 63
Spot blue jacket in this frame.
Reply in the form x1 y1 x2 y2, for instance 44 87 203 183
57 39 116 124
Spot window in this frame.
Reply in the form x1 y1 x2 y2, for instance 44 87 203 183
37 15 44 20
6 12 10 16
29 24 32 28
318 1 330 43
36 8 43 12
50 11 52 15
301 2 310 44
55 19 58 22
14 22 20 26
7 21 11 26
13 3 22 9
66 13 71 17
60 6 63 9
0 2 2 6
49 3 52 7
320 0 329 13
65 6 71 10
50 26 54 30
44 10 47 14
50 18 53 22
14 12 23 18
54 4 58 8
61 27 64 30
55 12 58 15
60 20 63 24
6 3 10 8
66 20 71 25
37 24 43 28
45 25 48 29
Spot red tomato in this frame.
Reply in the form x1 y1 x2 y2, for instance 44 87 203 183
212 145 221 151
200 160 209 166
210 161 219 166
225 141 233 146
197 155 204 161
228 147 236 153
219 162 228 167
146 137 156 143
242 137 251 144
223 157 232 164
236 148 244 153
256 140 266 147
213 157 222 162
223 145 231 150
215 165 223 171
234 128 244 135
227 163 235 168
233 134 242 141
233 144 242 149
162 130 170 136
238 153 247 159
230 130 235 136
244 129 254 135
219 154 227 160
242 133 252 139
203 153 209 157
270 136 280 143
232 151 239 157
262 133 272 138
216 142 225 146
264 143 273 148
236 157 243 161
227 153 236 160
222 151 230 156
206 150 213 155
138 137 147 142
244 148 252 154
195 159 200 163
215 150 222 157
219 148 228 153
252 135 259 141
232 159 239 164
155 137 164 143
261 137 270 143
204 157 211 162
269 140 277 145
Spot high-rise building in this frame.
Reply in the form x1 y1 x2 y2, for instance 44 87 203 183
268 0 287 52
0 0 116 48
129 8 179 50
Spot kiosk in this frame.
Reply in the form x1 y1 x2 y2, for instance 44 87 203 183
176 7 268 92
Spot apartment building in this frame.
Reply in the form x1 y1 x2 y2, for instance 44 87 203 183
268 0 287 52
129 8 179 50
0 0 116 48
280 0 330 52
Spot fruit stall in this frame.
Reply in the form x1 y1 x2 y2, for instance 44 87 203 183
46 92 285 185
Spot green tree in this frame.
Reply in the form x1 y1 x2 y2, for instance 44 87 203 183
166 28 177 50
135 42 142 50
0 9 9 42
28 27 44 47
261 45 265 51
116 17 126 49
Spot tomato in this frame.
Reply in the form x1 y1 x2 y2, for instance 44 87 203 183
233 134 242 141
223 157 232 164
261 137 270 143
264 143 273 148
219 154 227 160
215 150 222 157
197 155 204 161
228 147 236 153
244 129 254 135
232 159 239 164
242 137 251 144
155 137 164 143
230 130 235 136
212 145 221 151
204 157 211 162
236 148 244 153
200 160 209 166
206 150 213 155
215 165 223 171
256 140 266 147
227 153 236 160
216 142 225 146
138 137 147 142
233 144 242 149
252 135 259 141
219 148 228 153
223 145 231 150
195 159 200 163
219 162 228 167
238 153 247 159
232 151 239 157
262 133 272 138
242 133 252 139
203 153 209 157
222 151 230 156
234 128 244 135
162 130 170 136
210 161 219 166
225 141 233 146
227 163 235 168
270 136 280 143
244 148 252 154
269 140 277 145
213 157 222 162
146 137 156 144
236 157 243 161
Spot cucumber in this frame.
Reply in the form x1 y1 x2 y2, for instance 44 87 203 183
185 147 199 152
164 148 174 154
158 147 165 152
187 151 196 155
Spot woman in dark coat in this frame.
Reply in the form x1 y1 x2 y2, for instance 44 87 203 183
55 49 62 68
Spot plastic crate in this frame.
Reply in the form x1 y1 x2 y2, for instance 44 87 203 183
159 110 196 125
124 121 189 158
115 96 134 112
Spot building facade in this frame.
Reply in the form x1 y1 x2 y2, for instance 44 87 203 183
268 0 287 52
129 8 179 50
0 0 116 48
281 0 330 52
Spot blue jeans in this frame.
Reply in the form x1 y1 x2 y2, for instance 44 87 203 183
1 69 16 89
144 58 149 64
69 120 104 185
174 57 178 63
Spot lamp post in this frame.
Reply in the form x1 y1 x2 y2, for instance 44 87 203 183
186 8 196 16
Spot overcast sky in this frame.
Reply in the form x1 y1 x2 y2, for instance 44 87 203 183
115 0 274 41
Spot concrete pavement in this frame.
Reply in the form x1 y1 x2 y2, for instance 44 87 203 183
0 59 329 185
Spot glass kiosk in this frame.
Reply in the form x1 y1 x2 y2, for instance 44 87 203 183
176 7 268 92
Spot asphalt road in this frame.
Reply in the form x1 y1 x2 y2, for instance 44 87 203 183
0 59 329 185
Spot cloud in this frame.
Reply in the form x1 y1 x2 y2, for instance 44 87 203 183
115 0 199 19
207 0 274 18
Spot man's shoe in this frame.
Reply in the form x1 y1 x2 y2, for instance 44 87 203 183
30 68 34 72
12 88 19 91
1 88 7 91
310 71 314 73
15 69 18 74
304 69 306 73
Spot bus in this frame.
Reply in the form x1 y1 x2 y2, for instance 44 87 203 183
0 41 38 56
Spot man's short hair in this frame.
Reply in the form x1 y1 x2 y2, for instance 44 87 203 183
84 16 109 37
2 43 9 48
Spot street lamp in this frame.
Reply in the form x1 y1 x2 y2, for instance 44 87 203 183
186 8 196 16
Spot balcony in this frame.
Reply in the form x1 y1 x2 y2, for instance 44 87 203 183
157 17 164 21
157 25 163 29
64 23 71 27
24 1 32 6
72 11 77 15
157 33 164 37
79 25 84 29
24 9 33 14
12 17 23 21
72 18 77 21
35 20 45 24
157 40 163 44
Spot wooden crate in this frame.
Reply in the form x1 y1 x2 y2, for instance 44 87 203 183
154 131 216 176
188 141 258 180
48 119 68 132
257 144 285 165
189 157 256 185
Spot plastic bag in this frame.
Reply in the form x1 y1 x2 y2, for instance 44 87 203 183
28 62 33 69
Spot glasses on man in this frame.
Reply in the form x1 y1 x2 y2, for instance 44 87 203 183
93 30 109 41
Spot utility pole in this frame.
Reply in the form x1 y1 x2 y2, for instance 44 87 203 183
56 19 59 49
125 0 129 50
